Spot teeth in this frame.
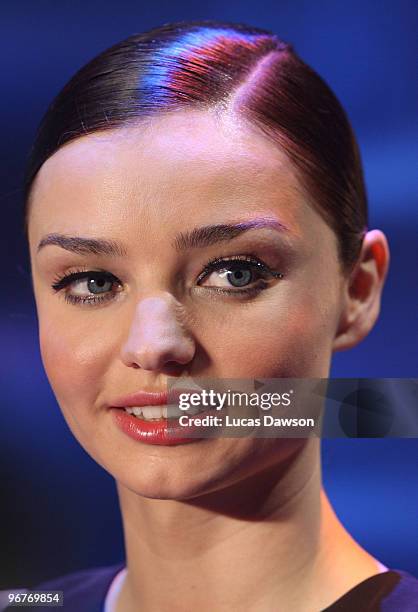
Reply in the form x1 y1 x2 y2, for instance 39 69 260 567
141 406 164 420
187 405 201 415
164 405 202 417
123 407 143 417
124 404 208 420
164 405 183 418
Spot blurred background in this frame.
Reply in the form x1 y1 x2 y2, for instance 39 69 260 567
1 0 417 587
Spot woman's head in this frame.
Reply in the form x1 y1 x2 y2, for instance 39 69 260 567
25 21 389 500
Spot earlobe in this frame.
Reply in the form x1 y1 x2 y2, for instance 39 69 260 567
332 230 390 352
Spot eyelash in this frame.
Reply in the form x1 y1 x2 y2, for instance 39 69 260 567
51 256 284 306
196 255 283 296
51 269 122 306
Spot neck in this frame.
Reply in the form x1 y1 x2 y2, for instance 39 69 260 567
115 439 381 611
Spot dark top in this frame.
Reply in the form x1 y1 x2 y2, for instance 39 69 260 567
4 565 418 611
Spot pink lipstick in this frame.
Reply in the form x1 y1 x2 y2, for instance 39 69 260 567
109 388 207 446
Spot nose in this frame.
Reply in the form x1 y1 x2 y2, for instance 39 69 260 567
120 295 195 371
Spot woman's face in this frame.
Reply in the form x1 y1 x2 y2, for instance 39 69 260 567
28 110 346 499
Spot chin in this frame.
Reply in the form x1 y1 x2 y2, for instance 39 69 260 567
118 470 223 501
111 447 244 502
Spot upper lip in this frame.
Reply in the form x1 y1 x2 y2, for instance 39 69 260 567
110 387 201 408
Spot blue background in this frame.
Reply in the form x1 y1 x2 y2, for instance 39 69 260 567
1 0 417 586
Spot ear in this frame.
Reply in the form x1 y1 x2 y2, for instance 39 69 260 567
333 230 390 352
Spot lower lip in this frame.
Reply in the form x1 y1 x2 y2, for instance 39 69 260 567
110 408 207 446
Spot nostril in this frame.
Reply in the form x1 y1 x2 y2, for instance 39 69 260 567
164 360 187 372
120 297 196 371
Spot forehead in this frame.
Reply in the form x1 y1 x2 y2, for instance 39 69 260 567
28 110 310 242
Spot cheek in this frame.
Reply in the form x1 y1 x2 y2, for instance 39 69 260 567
200 294 337 378
38 311 116 412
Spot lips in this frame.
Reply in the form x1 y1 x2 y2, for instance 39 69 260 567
110 408 202 445
109 386 210 445
111 390 169 408
110 387 201 409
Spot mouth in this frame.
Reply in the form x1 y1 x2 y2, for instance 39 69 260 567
109 383 223 444
121 404 204 421
110 403 217 446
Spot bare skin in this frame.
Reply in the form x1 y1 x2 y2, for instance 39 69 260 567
27 109 389 611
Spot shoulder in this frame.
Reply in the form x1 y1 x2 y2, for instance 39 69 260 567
0 563 125 612
383 571 418 610
324 569 418 611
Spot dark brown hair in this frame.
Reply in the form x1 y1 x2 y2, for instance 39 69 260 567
24 19 368 271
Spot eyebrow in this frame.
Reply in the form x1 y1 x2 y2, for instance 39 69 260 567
37 218 290 257
37 234 127 257
173 218 289 251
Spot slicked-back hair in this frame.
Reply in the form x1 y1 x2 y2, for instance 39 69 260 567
24 19 368 271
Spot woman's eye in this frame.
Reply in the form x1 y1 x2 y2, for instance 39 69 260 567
73 275 113 295
202 263 255 288
197 258 283 293
51 270 123 305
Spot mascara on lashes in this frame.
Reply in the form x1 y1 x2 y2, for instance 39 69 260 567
50 256 284 304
